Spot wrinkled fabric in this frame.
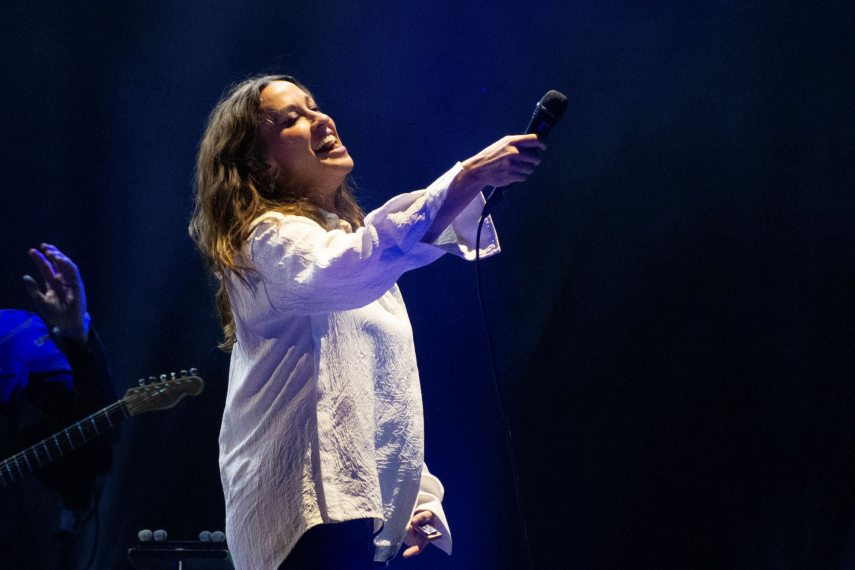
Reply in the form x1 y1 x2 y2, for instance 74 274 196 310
220 163 499 569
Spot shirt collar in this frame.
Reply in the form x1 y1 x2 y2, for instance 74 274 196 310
320 210 352 233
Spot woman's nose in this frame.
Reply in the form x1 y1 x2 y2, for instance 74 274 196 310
311 110 332 126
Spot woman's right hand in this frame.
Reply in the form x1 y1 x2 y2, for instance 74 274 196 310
456 133 546 190
421 134 548 243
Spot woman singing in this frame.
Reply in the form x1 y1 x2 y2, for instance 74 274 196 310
189 75 545 570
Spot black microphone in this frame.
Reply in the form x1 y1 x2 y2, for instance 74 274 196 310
484 90 567 214
525 90 568 140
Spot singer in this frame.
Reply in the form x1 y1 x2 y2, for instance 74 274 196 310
189 74 545 570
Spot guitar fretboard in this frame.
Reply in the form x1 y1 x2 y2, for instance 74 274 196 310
0 401 128 486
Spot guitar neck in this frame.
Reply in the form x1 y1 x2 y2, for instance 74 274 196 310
0 371 204 488
0 400 128 487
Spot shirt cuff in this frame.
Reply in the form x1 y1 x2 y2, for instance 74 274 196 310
412 465 453 555
425 163 501 261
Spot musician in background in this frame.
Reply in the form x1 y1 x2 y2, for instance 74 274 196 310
0 244 116 569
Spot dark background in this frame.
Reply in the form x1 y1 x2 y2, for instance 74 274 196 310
1 1 854 568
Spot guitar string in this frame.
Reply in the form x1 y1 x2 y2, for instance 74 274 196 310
0 388 154 482
0 379 196 483
0 402 125 482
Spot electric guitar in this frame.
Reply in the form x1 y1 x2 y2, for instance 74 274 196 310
0 370 204 486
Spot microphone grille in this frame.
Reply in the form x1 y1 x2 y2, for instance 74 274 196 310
540 90 568 119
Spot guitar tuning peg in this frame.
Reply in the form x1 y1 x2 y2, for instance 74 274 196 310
159 374 168 382
170 372 177 380
180 369 188 377
148 376 157 384
189 368 198 376
138 378 146 386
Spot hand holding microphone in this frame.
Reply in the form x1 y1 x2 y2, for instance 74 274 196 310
459 90 567 189
476 90 568 214
458 134 546 189
422 89 567 242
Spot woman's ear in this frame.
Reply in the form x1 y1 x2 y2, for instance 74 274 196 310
255 124 276 177
264 161 279 182
255 142 278 185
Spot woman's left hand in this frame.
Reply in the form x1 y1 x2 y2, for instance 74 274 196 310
402 510 436 558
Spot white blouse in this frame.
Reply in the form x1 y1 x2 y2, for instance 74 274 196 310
219 163 499 569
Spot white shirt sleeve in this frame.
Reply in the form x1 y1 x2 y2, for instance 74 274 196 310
411 463 453 555
247 163 499 315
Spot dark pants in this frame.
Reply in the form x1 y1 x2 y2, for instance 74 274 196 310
278 519 380 570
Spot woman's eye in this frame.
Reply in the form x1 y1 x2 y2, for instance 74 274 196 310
276 106 320 128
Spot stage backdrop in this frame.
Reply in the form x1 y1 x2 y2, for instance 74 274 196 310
1 1 853 568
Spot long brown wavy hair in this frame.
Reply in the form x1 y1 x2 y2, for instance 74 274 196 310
189 74 364 351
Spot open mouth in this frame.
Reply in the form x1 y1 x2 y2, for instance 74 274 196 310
314 134 339 154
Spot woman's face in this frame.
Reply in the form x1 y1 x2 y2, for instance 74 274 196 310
258 81 354 205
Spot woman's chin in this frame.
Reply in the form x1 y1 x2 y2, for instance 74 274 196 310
326 153 354 172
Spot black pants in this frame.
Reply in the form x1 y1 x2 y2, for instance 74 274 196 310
278 519 380 570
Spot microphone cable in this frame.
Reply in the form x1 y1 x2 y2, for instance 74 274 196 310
474 189 534 570
471 89 566 569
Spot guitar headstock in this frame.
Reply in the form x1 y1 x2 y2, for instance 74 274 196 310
123 369 204 417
